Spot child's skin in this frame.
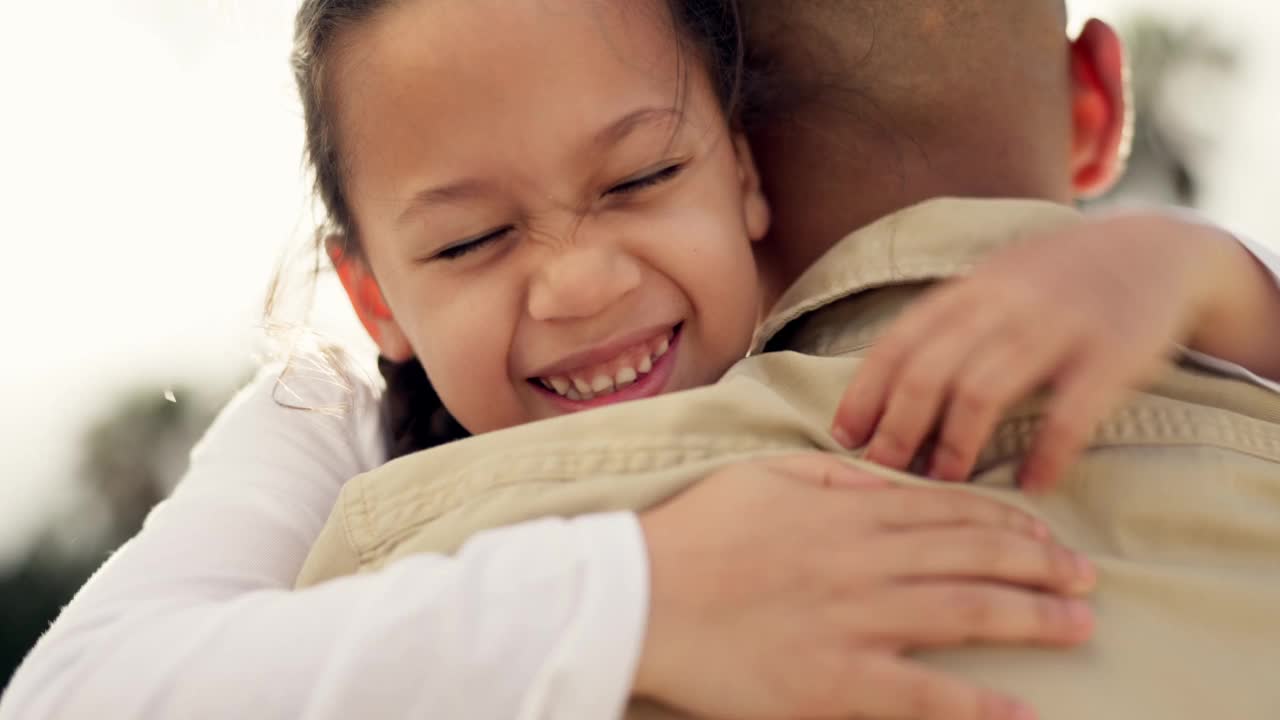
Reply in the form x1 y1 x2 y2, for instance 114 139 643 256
329 0 767 435
737 5 1280 492
836 212 1280 491
7 3 1275 720
326 4 1280 715
319 4 1094 719
332 0 1280 494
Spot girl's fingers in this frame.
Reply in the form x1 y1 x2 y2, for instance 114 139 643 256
859 582 1095 651
1018 357 1124 493
758 452 891 489
870 527 1095 595
832 286 965 449
862 306 1006 471
928 322 1072 482
841 654 1038 720
861 487 1049 539
831 337 903 449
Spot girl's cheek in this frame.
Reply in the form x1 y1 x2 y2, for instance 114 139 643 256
419 281 528 430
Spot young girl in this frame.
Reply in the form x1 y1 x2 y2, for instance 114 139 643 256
315 0 1280 485
4 1 1278 719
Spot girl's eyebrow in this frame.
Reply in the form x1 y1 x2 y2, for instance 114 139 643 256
397 105 680 227
591 105 681 150
397 177 500 227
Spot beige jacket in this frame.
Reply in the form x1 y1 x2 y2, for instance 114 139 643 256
299 198 1280 719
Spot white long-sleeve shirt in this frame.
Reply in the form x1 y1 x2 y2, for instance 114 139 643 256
3 233 1278 720
0 365 648 719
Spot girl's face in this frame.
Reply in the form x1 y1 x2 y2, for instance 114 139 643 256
333 0 769 434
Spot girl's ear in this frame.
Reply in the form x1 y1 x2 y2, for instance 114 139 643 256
326 235 415 362
732 133 772 243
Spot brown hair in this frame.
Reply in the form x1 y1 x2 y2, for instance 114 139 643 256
284 0 773 458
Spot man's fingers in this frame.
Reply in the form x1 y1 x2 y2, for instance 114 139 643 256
842 655 1037 720
859 583 1095 651
870 527 1095 595
862 487 1049 539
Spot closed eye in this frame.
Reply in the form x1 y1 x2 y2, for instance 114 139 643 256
605 164 685 197
434 226 513 261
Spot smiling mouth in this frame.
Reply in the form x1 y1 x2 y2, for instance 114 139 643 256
532 324 680 402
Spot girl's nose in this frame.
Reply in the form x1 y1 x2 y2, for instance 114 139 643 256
527 243 642 322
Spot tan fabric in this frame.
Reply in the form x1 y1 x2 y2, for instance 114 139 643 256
298 198 1280 719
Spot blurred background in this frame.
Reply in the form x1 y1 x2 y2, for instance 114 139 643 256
1 0 1277 688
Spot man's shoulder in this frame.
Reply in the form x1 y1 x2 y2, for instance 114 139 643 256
754 198 1081 354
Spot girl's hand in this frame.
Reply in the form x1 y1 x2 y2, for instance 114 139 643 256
832 213 1239 492
634 453 1095 720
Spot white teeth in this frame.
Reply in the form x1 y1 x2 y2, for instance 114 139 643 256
615 367 638 389
543 329 677 402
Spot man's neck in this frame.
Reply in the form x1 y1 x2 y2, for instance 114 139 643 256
751 120 1075 311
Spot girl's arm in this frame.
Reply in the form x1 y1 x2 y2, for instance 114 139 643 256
0 365 647 720
1183 227 1280 384
832 212 1280 492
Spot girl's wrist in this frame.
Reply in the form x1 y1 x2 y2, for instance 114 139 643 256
1179 220 1280 375
631 507 681 703
1181 219 1239 340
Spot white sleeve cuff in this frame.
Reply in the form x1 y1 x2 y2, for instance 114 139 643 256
1181 347 1280 393
1231 231 1280 292
518 512 650 720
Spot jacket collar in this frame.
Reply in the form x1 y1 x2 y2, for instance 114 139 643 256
752 197 1083 354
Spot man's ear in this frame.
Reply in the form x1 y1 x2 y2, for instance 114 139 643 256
1069 18 1130 198
732 133 772 243
326 235 415 362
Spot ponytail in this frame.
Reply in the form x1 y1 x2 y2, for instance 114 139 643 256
377 356 470 459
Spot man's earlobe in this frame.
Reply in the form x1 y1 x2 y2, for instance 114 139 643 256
326 235 415 361
1069 19 1130 198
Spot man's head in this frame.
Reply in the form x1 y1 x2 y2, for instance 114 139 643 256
743 0 1128 296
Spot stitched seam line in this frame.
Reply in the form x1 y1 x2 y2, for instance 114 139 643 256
348 478 375 566
977 403 1280 472
357 435 794 556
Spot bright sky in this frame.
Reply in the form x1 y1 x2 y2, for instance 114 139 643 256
1 0 1278 566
